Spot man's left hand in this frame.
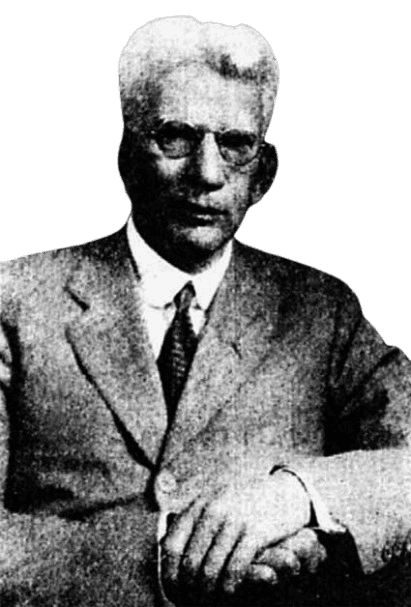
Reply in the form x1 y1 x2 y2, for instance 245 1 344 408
161 472 311 604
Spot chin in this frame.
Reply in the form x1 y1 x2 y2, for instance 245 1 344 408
172 225 230 255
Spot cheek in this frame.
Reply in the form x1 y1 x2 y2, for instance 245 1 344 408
230 173 254 207
150 156 187 183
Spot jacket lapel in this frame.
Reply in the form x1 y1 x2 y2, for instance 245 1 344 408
64 233 288 470
65 229 167 466
161 242 283 466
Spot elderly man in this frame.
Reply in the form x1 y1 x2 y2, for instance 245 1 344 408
0 16 410 607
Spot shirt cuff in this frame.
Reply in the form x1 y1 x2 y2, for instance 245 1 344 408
270 464 346 535
157 466 347 606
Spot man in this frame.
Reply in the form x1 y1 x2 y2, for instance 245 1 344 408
0 16 410 606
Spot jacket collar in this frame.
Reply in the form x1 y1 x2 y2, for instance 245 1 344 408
65 227 167 467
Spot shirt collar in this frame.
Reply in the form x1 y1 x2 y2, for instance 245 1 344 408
126 216 232 311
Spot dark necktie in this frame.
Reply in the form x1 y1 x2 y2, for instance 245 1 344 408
157 281 198 422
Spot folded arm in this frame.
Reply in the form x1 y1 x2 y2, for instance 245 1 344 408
160 284 411 602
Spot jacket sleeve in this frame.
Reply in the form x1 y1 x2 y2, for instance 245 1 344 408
0 320 160 606
295 284 411 575
0 319 77 600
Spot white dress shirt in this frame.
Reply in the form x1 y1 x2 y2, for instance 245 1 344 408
126 217 232 359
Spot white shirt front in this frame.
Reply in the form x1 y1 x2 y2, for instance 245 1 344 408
126 217 232 359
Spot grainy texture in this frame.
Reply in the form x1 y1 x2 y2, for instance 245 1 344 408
0 228 410 604
1 14 410 607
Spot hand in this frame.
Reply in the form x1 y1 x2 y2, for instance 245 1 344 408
247 528 328 586
160 472 311 605
249 529 367 607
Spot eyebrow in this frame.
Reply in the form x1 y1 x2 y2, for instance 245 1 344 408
156 119 260 134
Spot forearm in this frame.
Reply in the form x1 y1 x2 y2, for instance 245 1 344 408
0 509 83 603
289 447 411 573
0 498 160 606
160 442 411 578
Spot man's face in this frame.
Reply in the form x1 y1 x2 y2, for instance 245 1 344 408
130 64 264 269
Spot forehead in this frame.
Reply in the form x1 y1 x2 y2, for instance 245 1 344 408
156 63 262 132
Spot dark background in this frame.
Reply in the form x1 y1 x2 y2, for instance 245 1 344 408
1 2 410 357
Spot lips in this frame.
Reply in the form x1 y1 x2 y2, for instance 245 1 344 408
172 203 225 225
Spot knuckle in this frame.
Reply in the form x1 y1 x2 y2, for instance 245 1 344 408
224 556 243 581
223 550 251 592
221 573 238 596
297 527 317 546
284 548 298 567
207 499 226 521
317 543 328 562
202 560 219 582
264 545 300 576
286 527 318 556
247 563 278 585
162 536 180 557
161 561 179 594
181 553 201 578
280 548 301 574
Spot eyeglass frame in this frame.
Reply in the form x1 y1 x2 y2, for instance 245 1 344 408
148 120 265 167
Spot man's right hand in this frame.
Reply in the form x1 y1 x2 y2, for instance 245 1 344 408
247 527 328 586
246 527 366 607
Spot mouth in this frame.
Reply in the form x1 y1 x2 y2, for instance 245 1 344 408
172 203 225 225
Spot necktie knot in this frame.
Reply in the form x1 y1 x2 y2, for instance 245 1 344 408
174 281 195 313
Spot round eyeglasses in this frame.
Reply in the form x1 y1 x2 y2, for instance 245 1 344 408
150 120 262 166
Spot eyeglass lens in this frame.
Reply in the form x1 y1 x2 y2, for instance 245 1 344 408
152 121 260 166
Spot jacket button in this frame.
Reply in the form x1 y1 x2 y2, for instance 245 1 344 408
155 469 177 497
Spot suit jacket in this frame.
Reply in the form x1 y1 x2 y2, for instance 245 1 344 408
0 226 410 606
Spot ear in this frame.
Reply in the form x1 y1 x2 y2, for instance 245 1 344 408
250 143 278 205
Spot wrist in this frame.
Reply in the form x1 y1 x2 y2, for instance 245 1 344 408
270 466 312 531
271 464 346 534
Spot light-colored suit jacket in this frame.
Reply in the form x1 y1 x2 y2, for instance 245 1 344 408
0 227 410 606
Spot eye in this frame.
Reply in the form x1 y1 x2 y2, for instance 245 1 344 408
154 121 199 157
219 131 257 151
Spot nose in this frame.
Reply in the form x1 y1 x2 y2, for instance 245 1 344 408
192 133 225 189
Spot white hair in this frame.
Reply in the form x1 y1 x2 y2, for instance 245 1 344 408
118 16 279 132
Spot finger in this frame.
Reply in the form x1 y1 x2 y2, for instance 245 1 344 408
199 520 240 597
256 545 301 578
281 528 327 574
245 563 279 585
221 533 259 596
161 501 203 597
179 510 223 597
